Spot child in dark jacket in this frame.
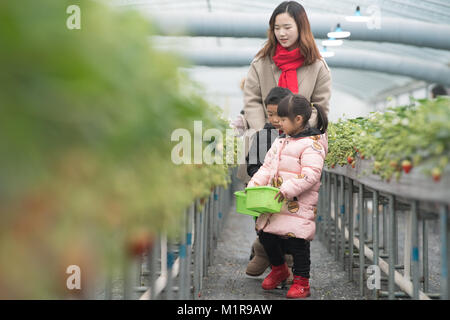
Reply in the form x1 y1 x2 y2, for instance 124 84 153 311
245 87 293 278
246 87 291 177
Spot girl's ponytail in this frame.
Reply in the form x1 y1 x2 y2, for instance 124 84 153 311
311 103 328 134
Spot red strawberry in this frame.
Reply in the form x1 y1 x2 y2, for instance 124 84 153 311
331 164 335 169
360 155 365 160
347 156 354 164
431 168 442 182
351 161 356 168
389 160 398 169
401 160 413 174
127 230 154 257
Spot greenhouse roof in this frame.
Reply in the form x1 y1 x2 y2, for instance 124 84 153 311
113 0 450 109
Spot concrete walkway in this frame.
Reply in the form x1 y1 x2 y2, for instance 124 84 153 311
199 204 364 300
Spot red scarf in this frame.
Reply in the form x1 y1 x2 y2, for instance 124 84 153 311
272 43 305 94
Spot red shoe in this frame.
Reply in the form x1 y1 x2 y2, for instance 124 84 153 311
261 263 290 290
286 275 311 298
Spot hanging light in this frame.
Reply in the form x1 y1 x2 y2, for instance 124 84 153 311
320 46 335 58
345 5 370 22
327 23 351 39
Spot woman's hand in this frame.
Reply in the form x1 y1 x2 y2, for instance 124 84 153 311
274 190 285 203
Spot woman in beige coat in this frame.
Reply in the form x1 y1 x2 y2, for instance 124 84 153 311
243 0 332 281
243 1 332 131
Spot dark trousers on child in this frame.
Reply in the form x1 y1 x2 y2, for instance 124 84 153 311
259 230 310 278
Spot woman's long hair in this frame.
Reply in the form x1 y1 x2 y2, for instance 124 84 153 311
255 1 321 66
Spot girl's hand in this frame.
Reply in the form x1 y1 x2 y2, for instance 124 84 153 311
246 181 258 192
274 191 285 203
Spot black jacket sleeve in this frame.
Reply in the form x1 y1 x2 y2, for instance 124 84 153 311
246 131 262 177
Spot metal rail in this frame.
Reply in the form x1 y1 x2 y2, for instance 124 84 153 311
317 170 450 300
101 175 236 300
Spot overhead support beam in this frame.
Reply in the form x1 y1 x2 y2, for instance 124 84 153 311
148 12 450 51
170 48 450 86
328 49 450 87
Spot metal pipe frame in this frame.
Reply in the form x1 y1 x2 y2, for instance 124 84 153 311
326 172 332 253
340 175 346 267
148 12 450 51
359 183 365 297
101 175 235 300
334 175 339 261
171 47 450 87
373 190 380 299
348 178 354 282
317 171 448 300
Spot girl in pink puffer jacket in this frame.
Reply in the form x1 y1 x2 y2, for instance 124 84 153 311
247 94 328 299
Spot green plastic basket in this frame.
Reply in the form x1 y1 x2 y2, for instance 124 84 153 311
234 191 260 217
245 186 284 213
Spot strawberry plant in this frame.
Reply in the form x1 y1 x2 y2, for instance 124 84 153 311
325 97 450 182
0 0 236 298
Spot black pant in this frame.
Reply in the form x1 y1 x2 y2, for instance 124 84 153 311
259 231 310 278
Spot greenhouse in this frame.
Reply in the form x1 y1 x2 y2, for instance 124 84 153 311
0 0 449 306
